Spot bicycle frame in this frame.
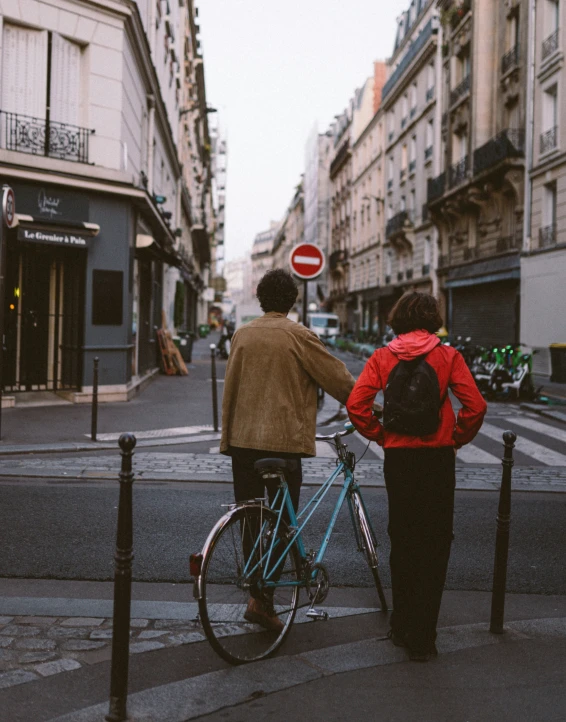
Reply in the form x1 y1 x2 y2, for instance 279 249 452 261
241 437 370 592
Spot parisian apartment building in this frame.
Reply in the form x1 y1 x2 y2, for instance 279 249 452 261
251 0 564 379
0 0 218 405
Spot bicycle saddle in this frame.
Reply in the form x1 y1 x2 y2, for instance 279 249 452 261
254 458 297 473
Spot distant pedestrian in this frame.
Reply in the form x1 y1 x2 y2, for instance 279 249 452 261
221 269 355 631
347 291 486 661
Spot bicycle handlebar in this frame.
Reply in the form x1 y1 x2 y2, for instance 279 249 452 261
315 422 356 441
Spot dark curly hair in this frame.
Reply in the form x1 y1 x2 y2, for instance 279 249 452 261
256 269 298 313
388 291 443 335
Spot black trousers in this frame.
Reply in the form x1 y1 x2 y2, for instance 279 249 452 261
230 446 302 514
383 446 455 651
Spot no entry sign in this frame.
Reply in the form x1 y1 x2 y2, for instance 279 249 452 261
289 243 325 280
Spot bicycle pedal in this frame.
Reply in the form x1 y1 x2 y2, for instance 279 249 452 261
306 607 329 621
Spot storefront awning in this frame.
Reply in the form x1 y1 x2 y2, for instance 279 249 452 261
15 214 99 249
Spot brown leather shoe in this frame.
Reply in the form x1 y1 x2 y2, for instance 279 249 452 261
244 598 284 633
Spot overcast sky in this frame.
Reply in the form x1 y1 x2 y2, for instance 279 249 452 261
197 0 409 261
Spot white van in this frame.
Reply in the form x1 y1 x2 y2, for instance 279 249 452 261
306 312 340 339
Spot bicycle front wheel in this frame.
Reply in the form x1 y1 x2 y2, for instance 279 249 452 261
350 490 389 612
198 505 302 665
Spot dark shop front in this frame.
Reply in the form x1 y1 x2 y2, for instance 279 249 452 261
2 181 138 400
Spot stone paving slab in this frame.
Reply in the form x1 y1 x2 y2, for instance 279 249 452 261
0 452 564 492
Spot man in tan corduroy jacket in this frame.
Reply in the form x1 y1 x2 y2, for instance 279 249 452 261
220 269 355 630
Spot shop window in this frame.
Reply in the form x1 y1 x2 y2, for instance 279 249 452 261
92 270 123 326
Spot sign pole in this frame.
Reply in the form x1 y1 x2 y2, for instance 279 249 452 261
302 281 308 326
0 186 15 441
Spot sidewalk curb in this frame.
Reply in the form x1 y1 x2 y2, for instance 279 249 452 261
520 403 566 425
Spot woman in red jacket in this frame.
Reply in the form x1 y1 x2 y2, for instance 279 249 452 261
347 291 486 661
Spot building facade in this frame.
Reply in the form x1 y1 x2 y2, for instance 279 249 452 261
251 222 279 294
0 0 214 403
521 0 566 376
427 0 527 346
380 0 442 333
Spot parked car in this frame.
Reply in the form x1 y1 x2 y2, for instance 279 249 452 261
306 312 340 340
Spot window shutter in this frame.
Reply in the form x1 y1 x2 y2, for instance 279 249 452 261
2 24 47 118
49 33 80 126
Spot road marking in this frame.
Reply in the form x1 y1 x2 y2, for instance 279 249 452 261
316 440 337 458
91 426 214 441
479 421 566 466
505 416 566 444
293 255 322 265
457 444 501 465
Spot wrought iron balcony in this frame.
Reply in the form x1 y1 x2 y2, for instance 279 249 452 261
539 224 556 248
0 110 94 163
450 75 470 107
424 145 433 161
427 172 445 202
542 29 559 61
386 210 413 239
540 126 558 155
473 128 525 175
496 233 523 253
426 86 435 102
501 44 519 75
449 156 468 188
329 248 348 270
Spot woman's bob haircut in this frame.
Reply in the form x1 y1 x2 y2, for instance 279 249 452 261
388 291 443 336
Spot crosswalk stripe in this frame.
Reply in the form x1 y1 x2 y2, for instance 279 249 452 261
479 421 566 466
457 444 501 465
315 440 337 458
505 416 566 444
92 426 213 441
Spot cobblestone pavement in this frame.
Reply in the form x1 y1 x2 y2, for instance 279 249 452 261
0 614 207 690
0 452 565 491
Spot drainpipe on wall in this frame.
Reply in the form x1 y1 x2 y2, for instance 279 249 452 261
147 95 156 195
432 13 443 298
523 0 536 253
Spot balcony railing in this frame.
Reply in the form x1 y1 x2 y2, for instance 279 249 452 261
501 44 519 75
449 155 469 188
382 19 435 101
450 75 470 107
386 210 413 238
330 248 348 270
427 172 445 202
424 145 433 160
426 86 435 102
0 110 94 163
542 29 559 61
496 233 523 253
540 126 558 155
473 128 525 175
539 224 556 248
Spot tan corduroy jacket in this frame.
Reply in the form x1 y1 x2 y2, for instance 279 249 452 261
220 312 355 457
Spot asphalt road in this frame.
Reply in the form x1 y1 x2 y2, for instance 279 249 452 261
1 480 564 595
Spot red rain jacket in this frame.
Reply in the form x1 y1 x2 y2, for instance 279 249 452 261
346 330 487 449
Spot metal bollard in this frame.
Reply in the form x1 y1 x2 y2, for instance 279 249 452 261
91 357 99 442
106 433 137 722
489 430 517 634
210 343 219 432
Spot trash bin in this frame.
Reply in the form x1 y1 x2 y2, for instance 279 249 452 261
177 331 194 363
198 324 210 338
550 343 566 383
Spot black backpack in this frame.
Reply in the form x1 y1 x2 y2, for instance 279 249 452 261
383 352 442 436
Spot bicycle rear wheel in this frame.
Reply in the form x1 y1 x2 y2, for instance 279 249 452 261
198 505 301 665
350 489 389 611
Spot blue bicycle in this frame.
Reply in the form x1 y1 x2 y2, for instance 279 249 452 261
192 422 388 665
